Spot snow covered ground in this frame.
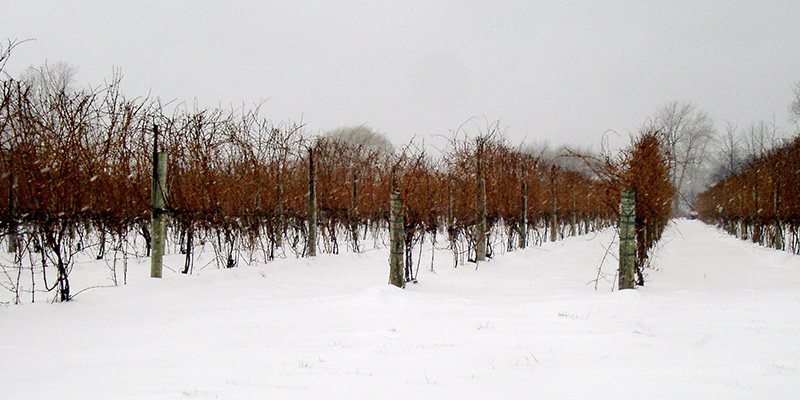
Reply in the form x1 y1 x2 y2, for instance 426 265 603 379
2 219 799 399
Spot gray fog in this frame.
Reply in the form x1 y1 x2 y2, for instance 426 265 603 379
4 1 799 149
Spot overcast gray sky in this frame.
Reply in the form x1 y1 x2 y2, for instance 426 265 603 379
3 1 799 150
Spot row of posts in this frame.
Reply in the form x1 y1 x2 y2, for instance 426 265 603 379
146 129 636 291
151 126 167 278
389 189 637 290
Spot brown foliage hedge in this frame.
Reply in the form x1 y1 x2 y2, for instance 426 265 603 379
588 131 674 285
0 71 683 301
1 78 615 259
697 136 800 252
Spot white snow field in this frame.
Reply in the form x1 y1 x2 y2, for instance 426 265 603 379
2 219 800 399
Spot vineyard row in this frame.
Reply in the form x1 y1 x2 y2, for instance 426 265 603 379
697 136 800 253
0 71 673 302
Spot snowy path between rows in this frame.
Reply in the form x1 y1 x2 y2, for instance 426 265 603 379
2 220 799 399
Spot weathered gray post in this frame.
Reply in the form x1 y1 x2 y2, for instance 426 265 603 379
519 181 528 249
618 189 636 290
307 147 317 257
151 151 167 278
739 218 747 241
774 221 784 250
7 174 18 253
773 186 783 250
447 184 454 242
752 184 762 244
275 181 283 247
570 205 577 237
350 170 359 252
476 177 487 262
389 191 405 288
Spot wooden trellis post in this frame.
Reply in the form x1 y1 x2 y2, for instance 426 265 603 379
275 180 283 247
773 182 783 250
475 137 487 263
307 147 317 257
350 170 360 252
389 191 405 288
618 189 636 289
519 181 528 249
549 166 558 243
476 177 487 262
447 183 454 242
151 125 167 279
570 204 577 237
7 173 17 253
549 207 558 242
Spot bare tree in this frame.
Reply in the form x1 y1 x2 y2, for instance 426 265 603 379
710 122 744 182
790 81 800 126
742 119 783 161
19 61 78 96
325 125 394 154
652 101 716 215
0 39 29 78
